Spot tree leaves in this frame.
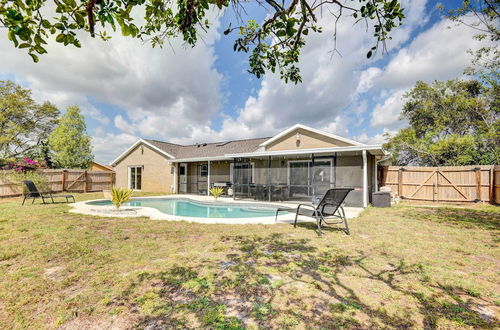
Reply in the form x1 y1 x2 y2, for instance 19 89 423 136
48 106 94 169
0 81 59 160
384 79 500 166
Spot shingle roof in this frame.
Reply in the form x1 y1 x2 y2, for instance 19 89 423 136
144 137 270 159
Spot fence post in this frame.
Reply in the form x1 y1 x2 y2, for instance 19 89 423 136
61 170 66 192
490 167 494 204
398 168 403 198
475 167 481 202
84 170 88 193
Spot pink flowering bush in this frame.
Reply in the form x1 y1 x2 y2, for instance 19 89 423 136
2 158 43 172
1 158 49 193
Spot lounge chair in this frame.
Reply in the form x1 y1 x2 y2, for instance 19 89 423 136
293 188 353 236
22 180 75 205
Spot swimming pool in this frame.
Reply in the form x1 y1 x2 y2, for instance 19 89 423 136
86 198 285 219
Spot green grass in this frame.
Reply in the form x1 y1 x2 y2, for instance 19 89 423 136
0 193 498 328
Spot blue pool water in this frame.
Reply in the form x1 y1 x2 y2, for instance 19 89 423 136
86 198 284 218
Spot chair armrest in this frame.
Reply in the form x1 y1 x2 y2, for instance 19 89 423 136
295 203 316 215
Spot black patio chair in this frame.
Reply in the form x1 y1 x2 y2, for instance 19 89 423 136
22 180 75 205
294 188 353 236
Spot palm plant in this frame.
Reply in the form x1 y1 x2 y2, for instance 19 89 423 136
209 187 224 200
111 186 133 209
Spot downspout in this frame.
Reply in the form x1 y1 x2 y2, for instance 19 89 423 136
362 150 368 208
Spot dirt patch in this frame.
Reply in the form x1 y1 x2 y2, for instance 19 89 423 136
57 314 136 330
44 266 65 281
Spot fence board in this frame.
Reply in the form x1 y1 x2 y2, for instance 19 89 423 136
380 165 497 204
0 169 114 197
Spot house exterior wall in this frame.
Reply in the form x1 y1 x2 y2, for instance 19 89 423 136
265 128 353 151
114 143 175 192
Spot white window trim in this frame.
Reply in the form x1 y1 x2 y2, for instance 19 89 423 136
128 165 143 191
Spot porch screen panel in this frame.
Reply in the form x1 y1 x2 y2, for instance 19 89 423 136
233 160 253 196
335 154 363 207
289 161 310 199
311 160 331 196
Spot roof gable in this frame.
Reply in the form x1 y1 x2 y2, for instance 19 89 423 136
111 139 175 165
260 124 364 150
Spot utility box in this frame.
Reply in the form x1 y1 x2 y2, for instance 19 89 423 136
372 191 391 208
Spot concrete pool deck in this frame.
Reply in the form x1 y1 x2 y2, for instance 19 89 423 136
69 194 363 225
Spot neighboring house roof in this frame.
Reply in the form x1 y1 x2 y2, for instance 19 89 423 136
111 124 377 165
90 161 113 171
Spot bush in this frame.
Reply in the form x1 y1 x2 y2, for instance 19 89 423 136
111 186 133 209
209 187 224 200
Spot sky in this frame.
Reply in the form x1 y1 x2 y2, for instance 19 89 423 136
0 0 483 164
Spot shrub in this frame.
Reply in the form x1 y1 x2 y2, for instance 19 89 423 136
111 186 133 209
209 187 224 200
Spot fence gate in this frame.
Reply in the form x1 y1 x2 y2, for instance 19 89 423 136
380 166 495 203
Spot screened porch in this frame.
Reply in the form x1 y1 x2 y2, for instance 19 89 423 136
230 151 374 207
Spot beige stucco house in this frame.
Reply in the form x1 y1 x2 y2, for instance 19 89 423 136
111 124 386 207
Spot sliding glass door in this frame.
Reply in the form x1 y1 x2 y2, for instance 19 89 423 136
288 160 332 198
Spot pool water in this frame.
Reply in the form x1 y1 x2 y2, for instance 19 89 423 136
86 198 284 218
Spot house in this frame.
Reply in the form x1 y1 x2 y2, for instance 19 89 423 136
111 124 386 207
89 161 114 172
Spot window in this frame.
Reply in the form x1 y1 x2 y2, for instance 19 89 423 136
179 165 186 176
198 164 208 177
129 166 142 190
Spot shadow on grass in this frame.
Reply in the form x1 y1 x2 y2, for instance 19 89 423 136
123 233 496 329
409 207 500 231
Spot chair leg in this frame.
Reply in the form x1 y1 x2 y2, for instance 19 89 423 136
32 197 36 204
339 206 349 235
294 208 300 228
315 210 323 236
22 196 26 205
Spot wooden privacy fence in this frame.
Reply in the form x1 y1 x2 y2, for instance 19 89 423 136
379 165 497 204
0 169 115 198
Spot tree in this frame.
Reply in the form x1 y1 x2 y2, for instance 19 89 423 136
0 80 59 163
0 0 405 83
442 0 499 81
48 106 94 169
384 79 500 166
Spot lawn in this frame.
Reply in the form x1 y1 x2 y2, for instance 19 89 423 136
0 193 498 329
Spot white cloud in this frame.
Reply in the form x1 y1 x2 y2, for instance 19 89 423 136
92 133 139 164
355 128 398 145
356 67 382 93
368 16 486 131
213 1 426 138
370 89 407 128
213 0 429 141
114 115 137 133
376 18 482 88
0 12 225 162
